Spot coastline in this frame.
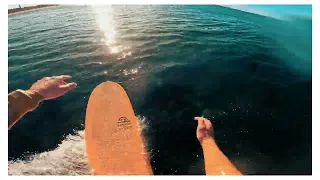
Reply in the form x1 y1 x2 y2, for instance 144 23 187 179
8 5 58 16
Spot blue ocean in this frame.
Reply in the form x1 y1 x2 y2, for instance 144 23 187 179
8 5 312 175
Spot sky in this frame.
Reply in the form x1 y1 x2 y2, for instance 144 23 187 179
225 4 311 19
245 5 311 16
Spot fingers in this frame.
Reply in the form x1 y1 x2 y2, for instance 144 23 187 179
194 116 213 129
204 119 213 129
53 75 72 85
194 116 205 121
195 117 206 129
59 82 77 92
54 75 72 81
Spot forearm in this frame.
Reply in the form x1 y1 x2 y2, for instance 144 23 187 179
8 89 44 129
201 138 242 175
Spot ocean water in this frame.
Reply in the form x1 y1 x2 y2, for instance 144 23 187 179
8 5 312 175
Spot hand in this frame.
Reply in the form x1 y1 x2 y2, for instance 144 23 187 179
27 75 77 101
194 117 214 143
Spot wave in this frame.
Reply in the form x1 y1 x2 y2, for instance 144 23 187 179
8 115 151 176
8 131 89 175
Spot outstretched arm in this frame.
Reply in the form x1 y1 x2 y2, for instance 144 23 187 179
194 117 242 175
8 75 77 129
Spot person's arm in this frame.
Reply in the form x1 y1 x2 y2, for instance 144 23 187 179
194 117 242 175
8 75 77 130
8 90 44 129
201 138 241 175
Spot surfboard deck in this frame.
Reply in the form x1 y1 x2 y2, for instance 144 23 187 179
85 81 153 175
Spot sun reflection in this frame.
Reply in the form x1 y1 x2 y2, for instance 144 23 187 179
110 46 120 54
93 6 132 57
131 68 138 74
122 68 139 76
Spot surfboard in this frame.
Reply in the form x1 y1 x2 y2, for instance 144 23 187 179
85 81 153 175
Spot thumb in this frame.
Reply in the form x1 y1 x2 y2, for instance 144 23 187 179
60 82 77 92
194 117 205 129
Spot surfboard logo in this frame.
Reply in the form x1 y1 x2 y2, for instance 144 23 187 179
118 117 130 124
117 117 132 130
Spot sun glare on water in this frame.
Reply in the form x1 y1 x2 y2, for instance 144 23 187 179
110 46 120 54
93 5 131 58
92 6 142 79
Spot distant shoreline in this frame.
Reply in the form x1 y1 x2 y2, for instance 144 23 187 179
8 5 58 16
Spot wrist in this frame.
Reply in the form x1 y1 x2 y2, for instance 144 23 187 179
24 89 45 102
9 89 44 114
200 137 216 146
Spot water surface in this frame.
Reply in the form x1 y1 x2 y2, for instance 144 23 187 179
8 5 312 175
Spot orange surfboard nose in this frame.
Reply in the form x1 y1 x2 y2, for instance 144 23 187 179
85 81 152 175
